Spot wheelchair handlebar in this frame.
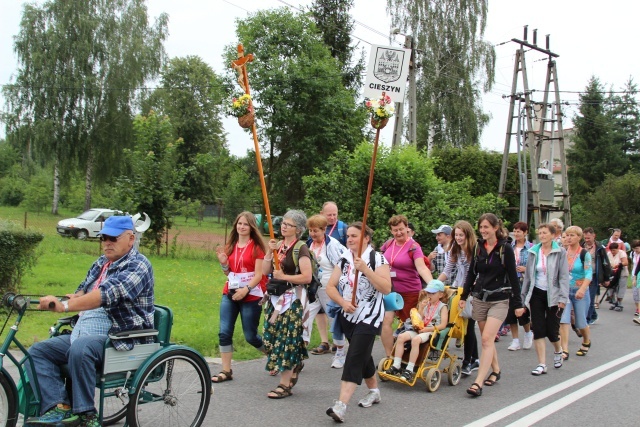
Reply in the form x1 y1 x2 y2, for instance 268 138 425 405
2 293 68 311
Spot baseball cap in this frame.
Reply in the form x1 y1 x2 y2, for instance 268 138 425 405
425 280 445 293
99 216 134 236
431 225 452 235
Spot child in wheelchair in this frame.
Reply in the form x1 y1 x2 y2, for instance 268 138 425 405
385 280 449 382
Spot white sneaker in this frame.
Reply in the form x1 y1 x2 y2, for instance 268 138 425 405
331 353 346 369
508 339 521 351
357 389 381 408
531 364 547 376
327 400 347 423
523 331 534 350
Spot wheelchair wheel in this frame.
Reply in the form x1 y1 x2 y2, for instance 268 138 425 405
447 360 462 386
424 368 441 392
100 385 129 426
127 349 211 427
376 357 392 382
1 372 18 427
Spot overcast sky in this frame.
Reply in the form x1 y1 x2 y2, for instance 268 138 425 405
1 0 638 158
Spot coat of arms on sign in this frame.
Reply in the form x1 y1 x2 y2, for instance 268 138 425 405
373 48 405 83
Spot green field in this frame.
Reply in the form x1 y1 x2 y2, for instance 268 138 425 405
0 206 318 361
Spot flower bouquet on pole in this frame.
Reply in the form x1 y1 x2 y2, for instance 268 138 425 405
228 92 254 129
364 94 394 129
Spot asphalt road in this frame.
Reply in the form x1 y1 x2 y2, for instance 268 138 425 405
5 297 640 426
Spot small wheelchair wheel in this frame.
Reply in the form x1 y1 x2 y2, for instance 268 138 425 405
425 368 441 393
377 357 392 382
126 349 211 427
100 385 129 426
447 360 462 386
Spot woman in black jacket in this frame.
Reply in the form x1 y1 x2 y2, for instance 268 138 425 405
459 213 524 397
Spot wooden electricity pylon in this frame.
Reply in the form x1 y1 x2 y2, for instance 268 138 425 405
498 26 571 231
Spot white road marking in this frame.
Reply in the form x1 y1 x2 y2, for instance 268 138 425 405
465 348 640 427
506 358 640 426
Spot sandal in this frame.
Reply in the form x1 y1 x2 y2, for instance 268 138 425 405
385 366 401 376
467 382 483 397
211 370 233 383
289 362 304 388
401 368 414 382
594 303 599 309
310 342 331 355
484 371 501 386
562 350 570 361
576 341 591 356
267 384 293 399
269 369 279 376
553 351 563 369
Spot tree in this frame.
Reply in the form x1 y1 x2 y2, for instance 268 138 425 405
303 143 507 248
386 0 495 150
310 0 365 90
227 8 367 210
144 56 227 203
567 77 629 201
115 112 185 254
4 0 168 214
572 171 640 240
607 77 640 158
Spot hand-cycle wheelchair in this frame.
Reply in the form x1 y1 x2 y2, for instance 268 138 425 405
0 293 212 427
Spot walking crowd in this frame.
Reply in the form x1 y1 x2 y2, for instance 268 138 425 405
213 205 639 423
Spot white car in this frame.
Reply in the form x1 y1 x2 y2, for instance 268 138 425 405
56 208 124 240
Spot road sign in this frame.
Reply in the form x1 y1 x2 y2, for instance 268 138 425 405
364 45 411 103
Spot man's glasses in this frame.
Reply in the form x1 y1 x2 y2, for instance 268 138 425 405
281 222 296 229
100 233 130 243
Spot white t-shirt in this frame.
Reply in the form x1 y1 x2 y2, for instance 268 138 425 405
535 252 548 291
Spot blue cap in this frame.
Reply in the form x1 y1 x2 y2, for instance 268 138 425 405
425 279 445 293
99 216 134 236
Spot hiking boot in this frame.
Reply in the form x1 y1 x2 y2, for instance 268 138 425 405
25 406 79 426
357 389 381 408
507 339 521 351
327 400 347 423
523 331 534 350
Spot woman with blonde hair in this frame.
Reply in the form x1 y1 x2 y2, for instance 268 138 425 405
214 211 268 383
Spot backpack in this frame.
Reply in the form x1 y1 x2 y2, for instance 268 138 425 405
340 249 377 273
292 241 322 303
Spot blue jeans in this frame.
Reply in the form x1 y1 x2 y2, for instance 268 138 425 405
27 334 107 414
561 287 591 329
587 278 599 322
218 294 263 353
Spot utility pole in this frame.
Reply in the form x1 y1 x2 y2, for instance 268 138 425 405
498 26 570 231
391 32 417 147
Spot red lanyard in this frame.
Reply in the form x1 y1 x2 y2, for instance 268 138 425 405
92 261 112 290
567 247 581 272
233 240 251 272
310 240 324 258
389 240 410 266
277 239 297 264
328 222 338 236
539 252 547 274
423 302 439 326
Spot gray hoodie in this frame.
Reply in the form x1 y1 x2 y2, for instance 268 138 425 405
521 241 570 307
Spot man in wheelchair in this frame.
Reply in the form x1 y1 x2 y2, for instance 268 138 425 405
26 216 155 427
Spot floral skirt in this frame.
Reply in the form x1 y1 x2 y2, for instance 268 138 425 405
263 299 308 372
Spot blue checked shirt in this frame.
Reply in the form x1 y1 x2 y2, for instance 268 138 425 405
75 248 154 350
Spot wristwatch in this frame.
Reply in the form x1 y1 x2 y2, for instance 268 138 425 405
246 286 253 292
61 300 69 313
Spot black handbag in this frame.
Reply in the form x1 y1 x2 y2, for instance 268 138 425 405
266 278 293 296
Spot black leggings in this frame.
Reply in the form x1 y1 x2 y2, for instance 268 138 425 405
463 319 479 364
529 287 562 342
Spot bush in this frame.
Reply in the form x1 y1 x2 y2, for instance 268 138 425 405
0 219 44 294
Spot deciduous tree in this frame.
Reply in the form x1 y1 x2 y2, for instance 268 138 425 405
387 0 495 150
4 0 168 213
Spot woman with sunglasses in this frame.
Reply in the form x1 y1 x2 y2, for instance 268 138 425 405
262 210 311 399
213 212 268 383
459 213 523 397
521 223 570 375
